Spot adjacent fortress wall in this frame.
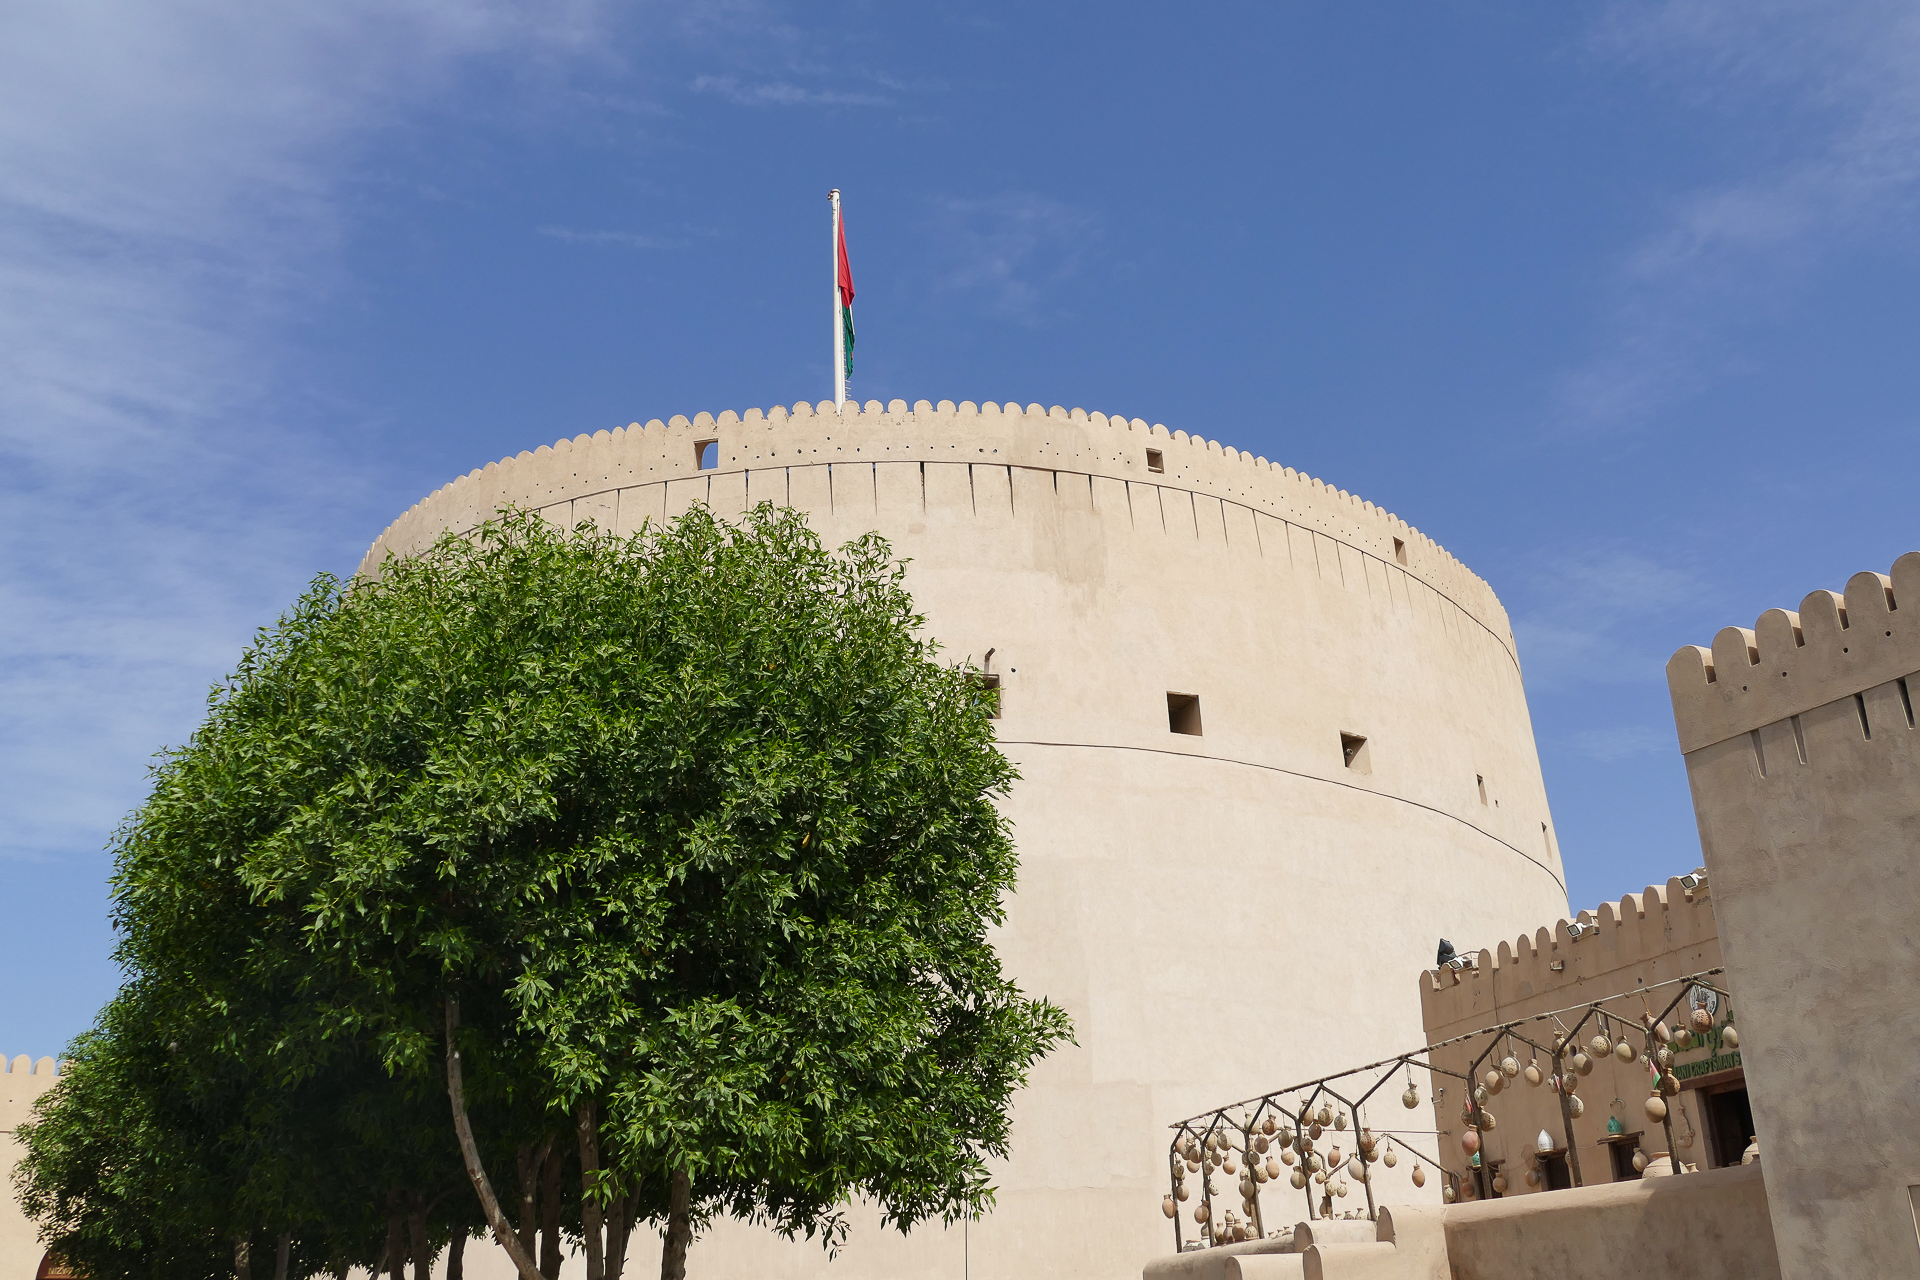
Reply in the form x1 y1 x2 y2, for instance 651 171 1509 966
368 398 1570 1280
1419 881 1736 1195
2 1056 62 1280
1666 553 1920 1280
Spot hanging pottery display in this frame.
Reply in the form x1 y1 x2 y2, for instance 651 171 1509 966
1645 1093 1668 1123
1412 1163 1426 1188
1491 1171 1507 1195
1195 1203 1211 1224
1403 1084 1420 1109
1500 1054 1520 1078
1280 1147 1295 1166
1291 1169 1307 1190
1524 1061 1543 1086
1461 1128 1481 1156
1672 1026 1693 1050
1524 1167 1541 1187
1590 1033 1612 1057
1383 1143 1398 1168
1631 1149 1648 1173
1572 1051 1594 1076
1614 1040 1636 1064
1690 1006 1713 1032
1721 1026 1740 1049
1440 1180 1452 1201
1163 1196 1177 1219
1567 1095 1585 1119
1176 1184 1189 1201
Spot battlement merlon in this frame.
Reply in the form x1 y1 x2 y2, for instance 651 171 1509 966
1666 552 1920 755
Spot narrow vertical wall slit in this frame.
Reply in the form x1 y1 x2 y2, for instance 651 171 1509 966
1898 677 1915 728
968 465 977 515
919 461 926 512
1790 715 1808 764
826 464 835 512
1006 465 1014 516
1854 693 1872 739
1750 729 1768 778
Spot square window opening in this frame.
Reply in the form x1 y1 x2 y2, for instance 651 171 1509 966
1146 448 1164 473
975 673 1002 720
1167 692 1202 736
1341 732 1371 773
1393 537 1408 565
696 439 719 470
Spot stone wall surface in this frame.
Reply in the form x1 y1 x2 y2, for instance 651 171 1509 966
1439 1162 1778 1279
370 399 1570 1280
2 1057 62 1280
1668 552 1920 1280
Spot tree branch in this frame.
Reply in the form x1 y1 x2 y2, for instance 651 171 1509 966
444 998 544 1280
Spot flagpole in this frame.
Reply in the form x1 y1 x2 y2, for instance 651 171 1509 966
830 188 845 412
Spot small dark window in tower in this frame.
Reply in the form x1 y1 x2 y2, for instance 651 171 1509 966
696 439 719 470
1477 775 1488 805
1393 537 1408 565
1341 732 1371 774
1146 448 1164 473
1167 692 1202 735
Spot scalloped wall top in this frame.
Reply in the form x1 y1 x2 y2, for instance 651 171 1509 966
356 398 1514 649
1667 551 1920 753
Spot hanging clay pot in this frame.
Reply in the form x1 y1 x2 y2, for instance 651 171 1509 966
1690 1006 1713 1032
1524 1167 1541 1187
1335 1110 1348 1131
1310 1122 1324 1140
1491 1172 1507 1195
1262 1115 1277 1136
1240 1176 1254 1197
1483 1068 1501 1091
1266 1157 1280 1178
1291 1168 1307 1190
1481 1110 1498 1131
1349 1155 1364 1179
1384 1145 1398 1168
1188 1160 1200 1173
1223 1156 1237 1174
1590 1033 1612 1057
1163 1195 1177 1218
1475 1084 1489 1106
1176 1184 1189 1201
1501 1054 1520 1078
1614 1040 1637 1063
1673 1027 1693 1050
1461 1129 1482 1156
1631 1149 1648 1172
1645 1093 1668 1123
1659 1073 1680 1097
1567 1095 1585 1119
1439 1179 1451 1201
1254 1134 1269 1154
1195 1203 1210 1224
1722 1026 1740 1049
1653 1020 1672 1044
1562 1073 1579 1094
1524 1061 1543 1086
1655 1046 1673 1069
1413 1164 1427 1188
1308 1152 1323 1173
1280 1147 1295 1166
1403 1084 1420 1109
1318 1103 1334 1127
1573 1052 1594 1076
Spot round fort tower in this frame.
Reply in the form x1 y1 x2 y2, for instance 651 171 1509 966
362 397 1569 1278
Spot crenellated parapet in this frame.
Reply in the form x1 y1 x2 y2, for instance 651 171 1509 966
1419 877 1719 1032
357 398 1515 660
1667 553 1920 754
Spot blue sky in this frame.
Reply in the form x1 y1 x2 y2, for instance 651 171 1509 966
3 0 1916 1052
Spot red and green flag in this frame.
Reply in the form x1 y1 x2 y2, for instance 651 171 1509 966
837 210 855 381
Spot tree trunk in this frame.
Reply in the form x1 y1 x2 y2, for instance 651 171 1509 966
659 1170 691 1280
408 1195 431 1280
539 1144 564 1280
386 1201 407 1280
234 1237 252 1280
447 1233 466 1280
274 1233 291 1280
444 998 545 1280
576 1100 604 1280
605 1191 631 1280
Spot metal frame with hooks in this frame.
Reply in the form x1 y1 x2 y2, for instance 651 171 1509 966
1163 969 1735 1250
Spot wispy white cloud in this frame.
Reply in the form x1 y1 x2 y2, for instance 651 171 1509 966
1557 0 1920 429
1512 549 1709 690
539 225 695 249
1567 725 1671 762
0 1 609 862
928 194 1098 325
691 74 888 107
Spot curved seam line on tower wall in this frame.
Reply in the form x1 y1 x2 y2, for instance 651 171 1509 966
385 467 1522 673
997 739 1566 894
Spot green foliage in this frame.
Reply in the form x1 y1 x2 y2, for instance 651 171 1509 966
23 504 1069 1277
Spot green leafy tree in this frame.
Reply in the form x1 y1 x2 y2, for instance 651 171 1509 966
87 504 1070 1280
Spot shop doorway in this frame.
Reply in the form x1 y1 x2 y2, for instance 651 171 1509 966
1704 1085 1755 1168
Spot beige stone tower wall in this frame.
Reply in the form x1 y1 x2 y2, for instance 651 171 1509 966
363 398 1569 1279
1667 552 1920 1280
2 1057 62 1280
